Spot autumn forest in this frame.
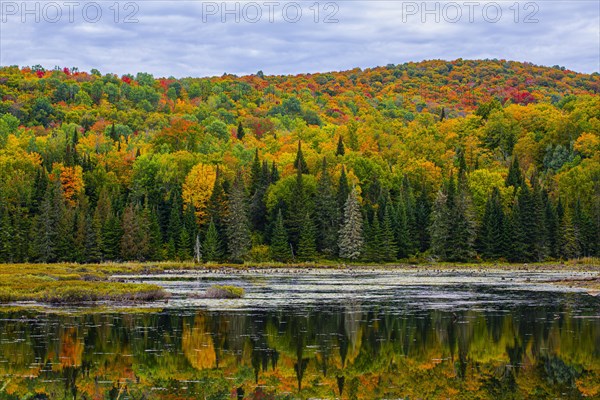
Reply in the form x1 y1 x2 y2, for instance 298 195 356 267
0 59 599 264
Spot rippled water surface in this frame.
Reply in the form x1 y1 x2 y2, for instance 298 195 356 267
0 269 598 399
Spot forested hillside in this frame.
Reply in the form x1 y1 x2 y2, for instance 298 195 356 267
0 59 598 263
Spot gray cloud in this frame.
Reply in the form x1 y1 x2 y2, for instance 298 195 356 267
1 0 598 77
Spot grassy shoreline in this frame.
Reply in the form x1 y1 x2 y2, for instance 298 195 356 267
0 260 598 305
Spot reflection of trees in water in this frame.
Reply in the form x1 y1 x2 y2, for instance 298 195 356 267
0 301 598 398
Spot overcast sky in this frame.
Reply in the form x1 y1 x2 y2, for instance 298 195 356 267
1 1 598 77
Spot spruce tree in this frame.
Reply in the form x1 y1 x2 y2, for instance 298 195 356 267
479 187 506 259
415 189 431 253
381 201 397 261
226 174 251 262
364 212 383 262
288 167 308 249
338 189 364 260
394 192 411 258
337 167 350 219
203 218 223 261
446 175 476 262
270 209 290 261
297 212 317 261
315 158 339 256
558 210 580 260
429 190 449 260
506 156 524 189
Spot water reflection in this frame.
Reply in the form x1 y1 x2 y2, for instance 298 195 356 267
0 295 598 399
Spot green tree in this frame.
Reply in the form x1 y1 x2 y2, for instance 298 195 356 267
294 141 309 174
226 174 251 262
270 209 290 262
336 136 345 156
203 218 223 262
315 158 339 256
338 189 363 260
297 212 317 261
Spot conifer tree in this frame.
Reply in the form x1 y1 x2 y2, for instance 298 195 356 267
381 201 397 261
558 211 580 259
270 209 290 261
338 189 363 260
415 189 431 252
336 136 345 156
288 167 308 249
226 173 251 262
478 187 506 259
429 190 449 260
364 212 383 262
294 141 309 174
506 156 524 189
337 167 350 219
315 158 339 256
237 121 245 140
297 212 317 261
203 218 222 261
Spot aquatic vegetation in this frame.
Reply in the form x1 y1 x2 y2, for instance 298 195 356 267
204 284 245 299
0 264 167 304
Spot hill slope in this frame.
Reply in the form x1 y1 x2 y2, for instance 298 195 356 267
0 59 598 263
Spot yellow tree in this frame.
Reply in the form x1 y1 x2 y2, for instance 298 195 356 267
182 163 217 225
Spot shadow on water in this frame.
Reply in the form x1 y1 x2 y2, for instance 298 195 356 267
0 274 598 399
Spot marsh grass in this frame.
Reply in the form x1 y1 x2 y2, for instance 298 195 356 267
0 264 166 304
203 285 245 299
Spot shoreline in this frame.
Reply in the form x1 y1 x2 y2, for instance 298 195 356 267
0 262 598 306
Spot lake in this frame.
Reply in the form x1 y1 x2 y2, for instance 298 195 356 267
0 269 598 399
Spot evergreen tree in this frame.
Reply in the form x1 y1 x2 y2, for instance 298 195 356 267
429 190 449 260
32 182 64 262
315 158 339 256
381 201 397 261
558 210 581 259
415 189 431 252
226 174 251 262
237 121 245 140
336 136 345 156
270 209 290 262
102 213 123 261
506 156 524 189
207 167 229 242
0 207 13 262
203 218 223 261
445 175 476 262
293 141 309 174
364 212 383 262
337 167 350 219
478 187 506 259
84 214 102 262
297 212 317 261
287 167 308 249
338 189 363 260
178 228 191 260
545 195 559 258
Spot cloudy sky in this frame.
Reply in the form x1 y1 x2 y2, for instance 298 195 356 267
1 1 598 77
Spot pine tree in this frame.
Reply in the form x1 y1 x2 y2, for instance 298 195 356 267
294 141 309 174
207 167 228 243
394 192 411 258
338 189 363 260
336 136 345 156
315 158 339 256
270 209 290 261
415 189 431 253
226 174 251 262
297 212 317 261
203 218 222 261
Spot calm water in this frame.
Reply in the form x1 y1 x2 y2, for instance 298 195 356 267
0 269 598 399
